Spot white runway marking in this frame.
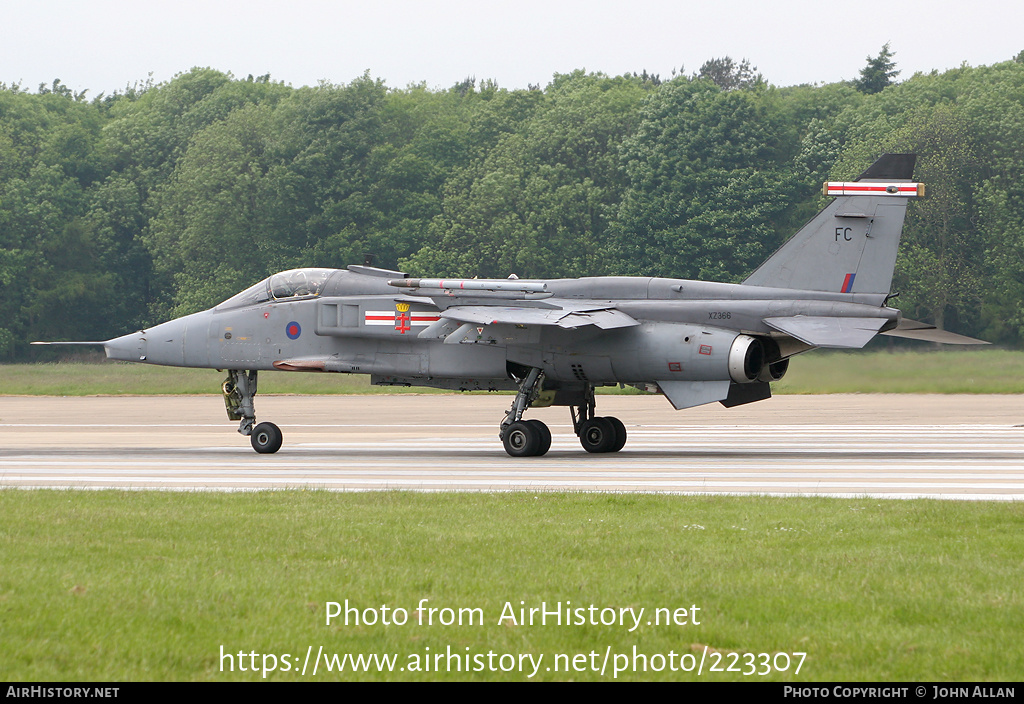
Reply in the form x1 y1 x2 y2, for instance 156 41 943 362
4 423 1024 499
3 394 1023 498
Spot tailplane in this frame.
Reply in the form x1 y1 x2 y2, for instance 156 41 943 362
743 154 923 295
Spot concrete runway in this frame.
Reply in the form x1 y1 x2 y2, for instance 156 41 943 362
2 394 1023 499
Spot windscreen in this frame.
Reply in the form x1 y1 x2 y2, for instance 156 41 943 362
216 279 271 310
216 269 335 310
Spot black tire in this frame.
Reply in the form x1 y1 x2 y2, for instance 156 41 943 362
525 419 551 456
251 422 283 454
606 416 627 452
579 417 616 453
503 420 541 457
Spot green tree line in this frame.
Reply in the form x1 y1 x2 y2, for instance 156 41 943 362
3 51 1024 358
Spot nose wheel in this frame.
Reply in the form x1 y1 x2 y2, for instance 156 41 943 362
250 422 283 454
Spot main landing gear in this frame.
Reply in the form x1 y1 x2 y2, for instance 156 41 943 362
500 368 550 457
571 392 628 454
223 369 282 454
498 368 627 457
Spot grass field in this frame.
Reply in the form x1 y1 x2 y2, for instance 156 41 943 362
1 491 1022 682
3 348 1023 395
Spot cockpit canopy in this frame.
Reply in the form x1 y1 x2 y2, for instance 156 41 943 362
216 269 336 310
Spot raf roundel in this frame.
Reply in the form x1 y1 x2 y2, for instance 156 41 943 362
285 321 301 340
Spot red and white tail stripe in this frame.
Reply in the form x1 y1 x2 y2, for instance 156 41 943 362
823 182 925 197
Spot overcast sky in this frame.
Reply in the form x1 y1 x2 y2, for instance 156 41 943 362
2 0 1022 95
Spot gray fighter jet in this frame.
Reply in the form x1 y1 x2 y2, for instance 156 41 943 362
36 154 985 456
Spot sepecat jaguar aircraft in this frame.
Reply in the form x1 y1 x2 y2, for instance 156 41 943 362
35 154 985 456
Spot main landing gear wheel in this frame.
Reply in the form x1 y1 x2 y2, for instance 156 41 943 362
606 416 627 452
577 416 627 453
569 385 628 454
579 417 614 453
502 420 551 457
526 419 552 455
250 422 283 454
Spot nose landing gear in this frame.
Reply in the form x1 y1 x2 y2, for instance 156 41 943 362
223 369 283 454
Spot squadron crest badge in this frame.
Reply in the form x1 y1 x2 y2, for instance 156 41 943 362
395 302 411 334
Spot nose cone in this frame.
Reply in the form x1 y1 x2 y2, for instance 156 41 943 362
139 317 190 366
104 311 211 367
104 330 147 362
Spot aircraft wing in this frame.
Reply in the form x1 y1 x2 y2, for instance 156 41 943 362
763 316 887 349
879 318 989 345
440 303 639 330
389 277 639 329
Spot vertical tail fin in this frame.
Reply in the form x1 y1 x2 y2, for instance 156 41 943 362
743 154 922 295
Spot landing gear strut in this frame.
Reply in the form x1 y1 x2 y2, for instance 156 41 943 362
571 384 627 454
499 367 551 457
223 369 283 454
498 372 628 456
